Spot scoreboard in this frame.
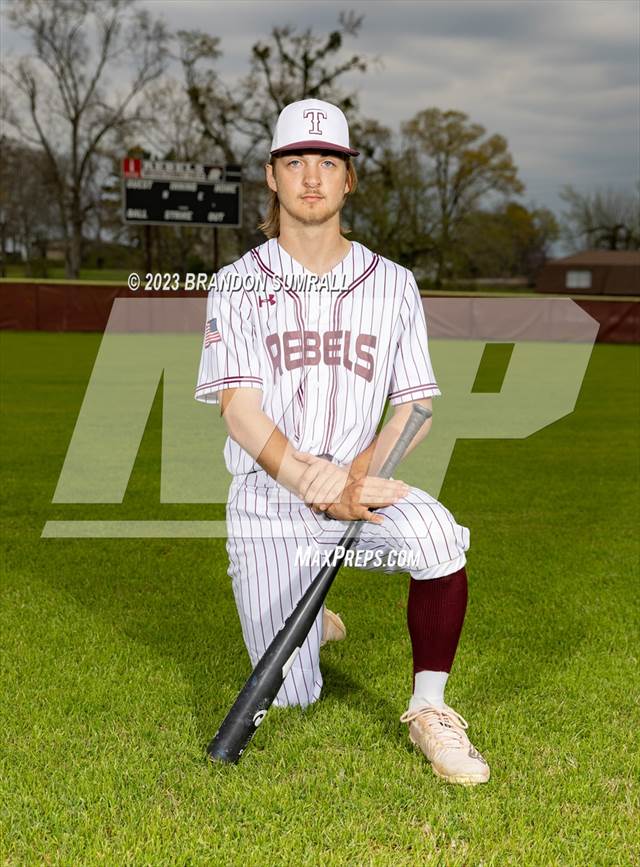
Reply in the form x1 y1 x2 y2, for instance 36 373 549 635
122 159 242 227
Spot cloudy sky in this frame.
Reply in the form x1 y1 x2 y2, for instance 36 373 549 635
153 0 639 219
4 0 638 230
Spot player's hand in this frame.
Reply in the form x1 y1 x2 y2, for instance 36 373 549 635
318 474 411 524
292 451 409 524
293 453 352 506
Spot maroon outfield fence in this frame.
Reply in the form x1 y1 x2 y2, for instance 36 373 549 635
0 281 638 343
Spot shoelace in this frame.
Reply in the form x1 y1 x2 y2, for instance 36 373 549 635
399 704 470 749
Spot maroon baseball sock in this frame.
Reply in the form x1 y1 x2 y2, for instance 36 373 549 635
407 565 468 679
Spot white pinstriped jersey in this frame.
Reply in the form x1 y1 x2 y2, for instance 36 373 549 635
194 237 441 476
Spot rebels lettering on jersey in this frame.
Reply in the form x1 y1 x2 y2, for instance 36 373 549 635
195 238 441 477
266 329 377 381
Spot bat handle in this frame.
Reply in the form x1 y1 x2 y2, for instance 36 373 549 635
377 403 432 480
322 402 432 541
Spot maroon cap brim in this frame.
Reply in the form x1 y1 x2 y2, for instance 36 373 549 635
270 139 359 157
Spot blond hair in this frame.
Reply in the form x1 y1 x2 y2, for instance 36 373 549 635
258 155 358 239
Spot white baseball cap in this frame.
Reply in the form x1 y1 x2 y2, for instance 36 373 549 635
270 98 360 157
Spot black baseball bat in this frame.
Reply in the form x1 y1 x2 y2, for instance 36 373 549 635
207 403 432 764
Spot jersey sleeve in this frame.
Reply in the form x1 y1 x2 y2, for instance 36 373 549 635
387 270 441 405
194 275 264 405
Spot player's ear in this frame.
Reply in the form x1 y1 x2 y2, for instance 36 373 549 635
265 162 277 193
343 159 352 195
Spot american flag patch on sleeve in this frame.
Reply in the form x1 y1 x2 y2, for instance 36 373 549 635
204 317 221 347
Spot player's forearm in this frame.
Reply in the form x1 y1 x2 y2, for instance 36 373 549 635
349 408 432 478
222 399 306 494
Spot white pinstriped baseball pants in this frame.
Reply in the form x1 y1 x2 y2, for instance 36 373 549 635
225 471 470 708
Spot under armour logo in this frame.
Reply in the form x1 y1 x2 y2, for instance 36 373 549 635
259 293 276 307
303 108 327 136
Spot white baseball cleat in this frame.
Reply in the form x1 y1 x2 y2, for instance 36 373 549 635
400 702 490 786
320 607 346 647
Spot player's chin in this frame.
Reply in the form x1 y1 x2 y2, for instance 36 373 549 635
298 201 327 214
295 203 339 224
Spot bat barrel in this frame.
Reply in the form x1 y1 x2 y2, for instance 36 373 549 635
207 531 360 763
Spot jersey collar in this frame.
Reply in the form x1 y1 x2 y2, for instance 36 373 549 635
250 238 379 297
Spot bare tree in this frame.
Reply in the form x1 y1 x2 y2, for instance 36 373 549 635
178 12 373 167
402 108 525 288
3 0 170 277
143 78 207 165
236 11 370 159
559 183 640 251
171 13 373 253
175 29 235 164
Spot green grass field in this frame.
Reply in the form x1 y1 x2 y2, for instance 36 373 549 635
1 332 638 865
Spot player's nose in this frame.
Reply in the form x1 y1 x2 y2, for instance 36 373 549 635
302 166 321 187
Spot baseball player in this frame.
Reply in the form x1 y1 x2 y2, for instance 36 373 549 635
195 99 489 785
